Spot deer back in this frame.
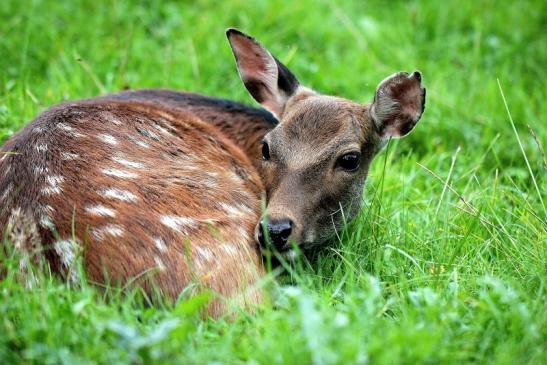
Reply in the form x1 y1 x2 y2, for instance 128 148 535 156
0 100 265 316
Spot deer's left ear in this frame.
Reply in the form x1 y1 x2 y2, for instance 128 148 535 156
370 71 426 138
226 28 300 118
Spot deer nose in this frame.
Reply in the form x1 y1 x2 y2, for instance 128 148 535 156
257 218 293 250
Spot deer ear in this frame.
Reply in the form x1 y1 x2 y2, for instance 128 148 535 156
226 28 300 117
370 71 426 138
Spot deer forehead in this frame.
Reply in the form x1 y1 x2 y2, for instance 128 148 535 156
266 96 366 164
276 95 368 142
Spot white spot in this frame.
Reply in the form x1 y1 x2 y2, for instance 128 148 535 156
221 244 239 257
195 171 218 188
128 135 150 149
219 202 253 217
160 215 197 235
97 134 118 145
112 156 145 169
60 152 80 160
101 188 138 202
57 123 85 138
41 186 61 195
181 163 199 170
3 164 11 176
68 108 85 117
154 237 167 252
1 183 13 201
196 246 215 262
41 175 64 195
136 127 160 141
32 126 43 134
85 204 116 217
0 153 7 162
33 165 49 175
54 239 79 269
42 205 55 215
154 123 173 136
202 179 218 189
47 175 64 185
40 217 54 229
91 224 125 241
154 256 166 271
35 144 48 152
57 123 73 131
101 168 138 179
202 218 219 225
205 171 219 178
54 239 81 283
106 114 122 125
37 205 55 229
6 208 41 280
229 170 244 184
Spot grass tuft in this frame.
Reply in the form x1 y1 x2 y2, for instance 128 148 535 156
1 0 546 364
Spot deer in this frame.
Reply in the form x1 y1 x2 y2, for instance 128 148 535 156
0 29 425 317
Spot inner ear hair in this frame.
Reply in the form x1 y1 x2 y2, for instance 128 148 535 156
226 28 300 117
371 71 426 139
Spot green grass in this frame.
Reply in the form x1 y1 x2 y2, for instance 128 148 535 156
1 0 545 363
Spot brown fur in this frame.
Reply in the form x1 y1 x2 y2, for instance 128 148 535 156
0 100 265 316
0 29 426 317
260 93 381 246
225 29 426 251
100 89 277 168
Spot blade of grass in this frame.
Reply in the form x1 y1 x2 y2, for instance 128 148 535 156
497 79 546 218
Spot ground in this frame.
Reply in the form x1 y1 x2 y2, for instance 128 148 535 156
0 0 545 364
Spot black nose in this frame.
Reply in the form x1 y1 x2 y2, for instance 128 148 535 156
257 218 293 250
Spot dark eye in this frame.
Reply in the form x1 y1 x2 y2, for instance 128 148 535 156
262 141 270 160
337 152 361 171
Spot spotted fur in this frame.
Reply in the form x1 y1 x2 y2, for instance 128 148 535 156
0 101 265 317
0 29 425 318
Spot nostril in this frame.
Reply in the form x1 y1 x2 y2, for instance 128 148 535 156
267 218 293 249
277 219 293 239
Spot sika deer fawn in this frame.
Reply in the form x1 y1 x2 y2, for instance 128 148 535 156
0 29 425 317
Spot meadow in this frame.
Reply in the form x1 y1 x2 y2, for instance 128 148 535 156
0 0 545 363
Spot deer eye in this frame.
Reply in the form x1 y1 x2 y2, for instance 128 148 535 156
337 152 361 171
262 141 270 160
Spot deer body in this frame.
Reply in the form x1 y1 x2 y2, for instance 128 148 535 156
0 29 426 317
102 89 278 166
0 99 267 315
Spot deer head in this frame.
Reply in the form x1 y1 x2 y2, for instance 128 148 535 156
226 29 426 254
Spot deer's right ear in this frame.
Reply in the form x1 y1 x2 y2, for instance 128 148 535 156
226 28 300 118
370 71 426 139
